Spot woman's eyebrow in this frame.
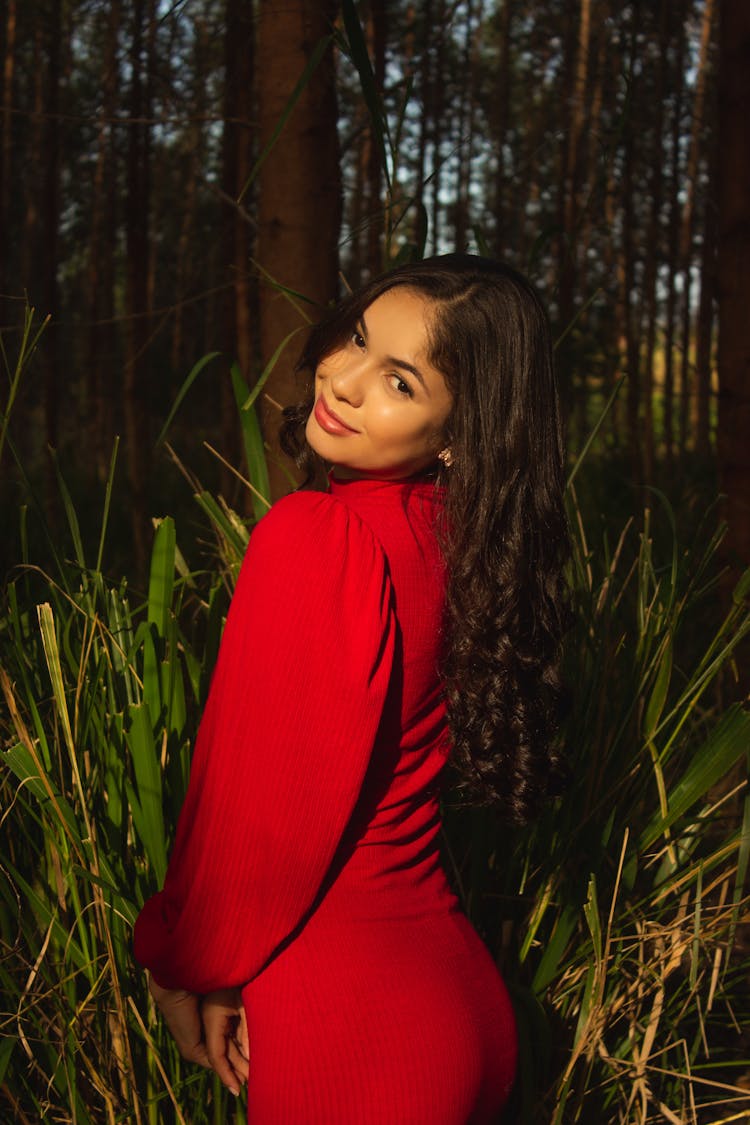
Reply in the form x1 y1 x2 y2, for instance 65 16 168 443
359 313 428 390
385 356 427 388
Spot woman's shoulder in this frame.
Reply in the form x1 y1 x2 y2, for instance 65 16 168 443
250 488 387 570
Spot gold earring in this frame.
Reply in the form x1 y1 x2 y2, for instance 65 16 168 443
438 448 453 467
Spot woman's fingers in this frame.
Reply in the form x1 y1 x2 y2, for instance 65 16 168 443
148 978 211 1068
202 990 248 1095
236 1005 249 1061
226 1033 250 1083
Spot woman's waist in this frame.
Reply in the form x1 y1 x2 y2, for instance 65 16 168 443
319 848 459 920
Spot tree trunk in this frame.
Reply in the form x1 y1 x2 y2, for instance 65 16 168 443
429 0 447 255
717 0 750 583
663 10 687 471
86 0 120 483
220 0 255 499
641 0 669 484
679 0 715 455
42 0 62 467
348 112 369 287
256 0 342 499
415 0 432 229
556 0 589 423
492 0 513 257
124 0 155 572
621 3 641 478
172 16 209 377
696 132 717 460
453 0 475 252
0 0 16 297
366 0 386 274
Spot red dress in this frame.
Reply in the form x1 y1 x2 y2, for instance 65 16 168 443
134 475 517 1123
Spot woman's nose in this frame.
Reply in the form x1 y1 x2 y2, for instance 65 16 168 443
330 359 366 406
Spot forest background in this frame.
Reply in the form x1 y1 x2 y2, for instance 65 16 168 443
1 0 750 1123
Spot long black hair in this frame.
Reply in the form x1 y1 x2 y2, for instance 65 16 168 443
280 254 570 824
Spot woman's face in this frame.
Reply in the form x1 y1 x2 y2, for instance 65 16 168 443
305 288 453 480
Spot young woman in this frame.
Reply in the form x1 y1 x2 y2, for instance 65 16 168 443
134 254 569 1123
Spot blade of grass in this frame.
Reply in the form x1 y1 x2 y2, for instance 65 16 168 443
155 352 222 448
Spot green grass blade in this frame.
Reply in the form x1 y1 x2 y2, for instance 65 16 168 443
240 327 304 411
231 363 271 522
155 352 222 447
566 375 625 490
238 36 333 204
147 517 176 639
126 701 167 886
37 603 76 760
95 436 120 574
640 704 750 851
339 1 392 192
49 450 86 572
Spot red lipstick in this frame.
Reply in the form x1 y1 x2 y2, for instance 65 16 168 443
313 397 359 436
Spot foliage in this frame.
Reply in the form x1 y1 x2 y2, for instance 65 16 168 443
446 481 750 1122
1 0 719 488
1 5 747 1117
2 392 749 1123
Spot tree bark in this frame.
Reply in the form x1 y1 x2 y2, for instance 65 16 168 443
256 0 342 499
86 0 120 483
717 0 750 582
415 0 432 231
696 122 717 459
679 0 715 454
429 0 447 255
491 0 513 257
641 0 669 484
124 0 155 572
663 10 687 471
42 0 62 465
366 0 386 274
0 0 16 297
620 2 642 478
453 0 476 252
171 18 209 379
220 0 256 500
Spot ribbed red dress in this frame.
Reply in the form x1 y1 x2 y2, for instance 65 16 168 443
134 475 517 1123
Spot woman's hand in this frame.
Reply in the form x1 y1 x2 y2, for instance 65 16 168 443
148 976 210 1068
201 989 249 1096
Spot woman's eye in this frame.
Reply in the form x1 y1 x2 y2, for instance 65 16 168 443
389 374 413 397
351 330 366 349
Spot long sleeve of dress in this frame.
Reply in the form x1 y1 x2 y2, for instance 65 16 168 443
133 491 396 993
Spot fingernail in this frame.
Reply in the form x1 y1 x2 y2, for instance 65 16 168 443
230 1087 240 1097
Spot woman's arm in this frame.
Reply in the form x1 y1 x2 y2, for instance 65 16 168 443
134 492 395 993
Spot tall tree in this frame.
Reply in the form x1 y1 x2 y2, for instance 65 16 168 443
640 0 669 483
0 0 16 298
366 0 387 274
679 0 715 454
491 0 513 257
663 7 688 470
220 0 256 498
40 0 64 519
256 0 342 498
86 0 121 483
124 0 156 571
717 0 750 583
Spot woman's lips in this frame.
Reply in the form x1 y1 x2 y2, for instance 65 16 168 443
313 396 359 436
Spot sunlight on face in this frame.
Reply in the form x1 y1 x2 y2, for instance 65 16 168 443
305 288 453 481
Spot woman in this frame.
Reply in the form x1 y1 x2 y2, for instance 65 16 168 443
134 254 569 1123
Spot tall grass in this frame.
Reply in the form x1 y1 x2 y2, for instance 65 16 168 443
2 349 749 1121
447 484 750 1123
